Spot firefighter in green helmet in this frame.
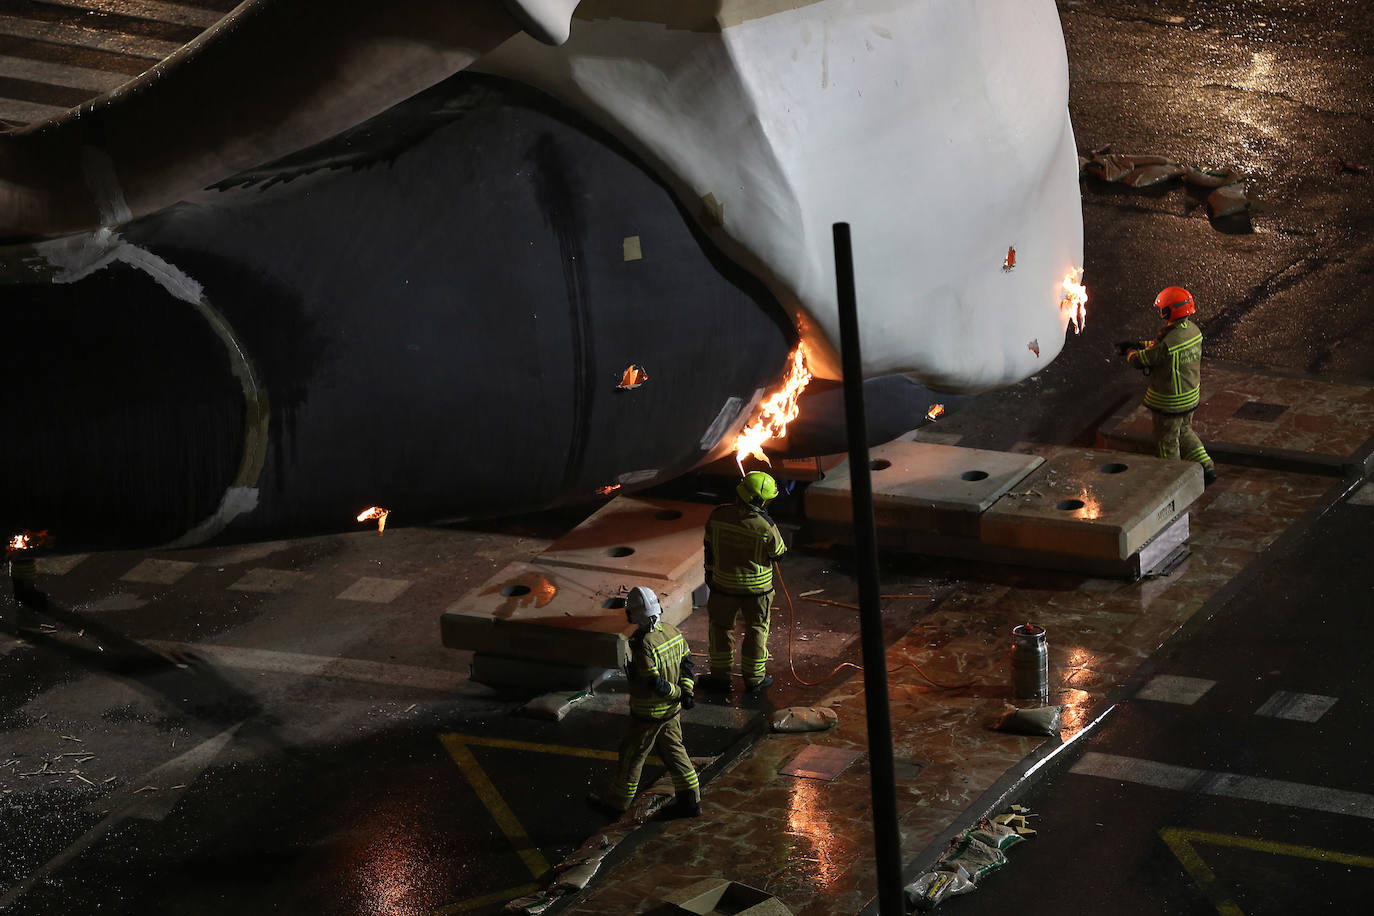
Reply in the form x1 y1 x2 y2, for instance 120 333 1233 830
697 470 787 696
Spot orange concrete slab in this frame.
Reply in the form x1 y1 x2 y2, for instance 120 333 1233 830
532 496 714 585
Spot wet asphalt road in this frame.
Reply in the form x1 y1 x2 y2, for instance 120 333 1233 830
932 488 1374 916
4 1 1374 915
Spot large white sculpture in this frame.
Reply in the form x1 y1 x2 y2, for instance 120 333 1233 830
486 0 1085 390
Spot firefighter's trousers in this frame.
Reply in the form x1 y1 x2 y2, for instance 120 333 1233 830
1152 410 1214 469
707 589 772 687
610 714 698 811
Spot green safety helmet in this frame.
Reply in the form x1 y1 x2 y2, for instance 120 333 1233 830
736 470 779 506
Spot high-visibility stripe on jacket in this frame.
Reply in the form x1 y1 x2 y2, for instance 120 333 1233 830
704 501 786 595
627 622 692 720
1130 319 1203 414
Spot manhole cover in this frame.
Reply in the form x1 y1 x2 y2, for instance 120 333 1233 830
779 744 864 780
1233 401 1289 422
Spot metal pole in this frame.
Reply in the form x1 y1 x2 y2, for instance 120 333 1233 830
832 222 904 914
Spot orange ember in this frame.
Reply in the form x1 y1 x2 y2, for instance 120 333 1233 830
733 343 812 473
356 506 390 536
925 404 946 422
596 483 622 496
1002 246 1016 272
6 530 49 553
1061 268 1088 335
616 365 649 389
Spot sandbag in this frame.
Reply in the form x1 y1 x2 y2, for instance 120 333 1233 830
771 706 839 732
994 704 1064 736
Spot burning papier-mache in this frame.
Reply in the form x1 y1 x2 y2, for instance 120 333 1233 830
356 506 390 535
734 342 812 472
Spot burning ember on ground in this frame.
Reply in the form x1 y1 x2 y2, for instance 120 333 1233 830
733 343 813 472
7 530 50 552
1061 268 1088 334
925 404 946 422
356 506 390 536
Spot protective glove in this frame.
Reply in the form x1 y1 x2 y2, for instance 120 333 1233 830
681 691 696 710
1114 340 1138 356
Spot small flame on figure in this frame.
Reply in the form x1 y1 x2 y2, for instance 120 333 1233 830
733 343 813 473
1002 246 1016 272
6 530 49 553
925 404 946 422
1061 268 1088 335
357 507 390 536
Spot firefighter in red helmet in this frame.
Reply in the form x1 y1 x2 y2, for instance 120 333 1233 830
1118 287 1217 486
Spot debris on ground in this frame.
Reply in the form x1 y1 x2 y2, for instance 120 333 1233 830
904 808 1037 911
520 689 591 721
770 706 838 733
993 704 1064 737
1080 149 1252 225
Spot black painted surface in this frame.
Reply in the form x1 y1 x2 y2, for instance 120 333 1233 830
1 75 794 547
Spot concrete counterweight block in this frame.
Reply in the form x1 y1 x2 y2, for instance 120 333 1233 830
532 495 715 584
805 440 1044 538
441 561 695 670
981 449 1204 561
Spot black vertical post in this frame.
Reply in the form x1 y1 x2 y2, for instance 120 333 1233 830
833 222 904 914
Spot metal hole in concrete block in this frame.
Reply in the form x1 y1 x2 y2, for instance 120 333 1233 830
501 584 532 597
870 459 892 471
605 546 635 557
960 470 989 481
1055 499 1086 511
1099 462 1129 474
779 744 864 780
602 597 627 609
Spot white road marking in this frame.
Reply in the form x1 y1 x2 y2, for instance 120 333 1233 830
35 553 89 576
120 558 196 584
1135 674 1215 705
145 641 469 693
1255 690 1338 722
335 576 412 604
89 724 241 821
1071 752 1374 819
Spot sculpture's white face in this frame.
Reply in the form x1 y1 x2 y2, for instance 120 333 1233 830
491 0 1084 389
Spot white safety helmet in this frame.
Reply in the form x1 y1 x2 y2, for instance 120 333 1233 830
625 586 662 630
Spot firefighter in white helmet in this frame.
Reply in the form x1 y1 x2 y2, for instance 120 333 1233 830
587 585 700 818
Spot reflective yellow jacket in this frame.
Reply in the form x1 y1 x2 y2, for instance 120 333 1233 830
704 501 787 595
627 622 694 720
1129 319 1203 414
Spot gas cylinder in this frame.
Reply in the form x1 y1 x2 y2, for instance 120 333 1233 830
1011 622 1049 703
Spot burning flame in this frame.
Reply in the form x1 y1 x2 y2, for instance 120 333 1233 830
733 343 813 472
616 364 648 390
1002 246 1016 272
925 404 945 422
356 506 390 536
1061 268 1088 335
6 530 49 553
596 483 621 496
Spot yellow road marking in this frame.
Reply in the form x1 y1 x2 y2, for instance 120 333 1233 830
1161 827 1374 915
426 882 540 915
439 735 551 880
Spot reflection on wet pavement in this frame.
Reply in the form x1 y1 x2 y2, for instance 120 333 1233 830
563 461 1330 916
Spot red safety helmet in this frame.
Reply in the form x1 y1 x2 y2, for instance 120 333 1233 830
1154 286 1195 321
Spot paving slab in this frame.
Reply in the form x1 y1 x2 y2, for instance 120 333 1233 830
805 441 1043 538
981 449 1204 560
1098 363 1374 477
441 562 695 669
532 496 714 584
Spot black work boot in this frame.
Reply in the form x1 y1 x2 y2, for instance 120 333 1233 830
744 675 774 697
664 791 701 819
